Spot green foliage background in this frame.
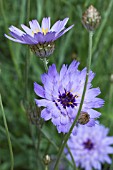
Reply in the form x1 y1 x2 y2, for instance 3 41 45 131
0 0 113 169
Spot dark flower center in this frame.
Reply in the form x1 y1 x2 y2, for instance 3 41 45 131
83 139 94 150
58 90 78 109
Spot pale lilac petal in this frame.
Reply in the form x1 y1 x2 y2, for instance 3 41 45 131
4 34 26 44
92 161 101 170
57 123 70 133
67 60 80 73
9 31 26 41
88 109 101 118
106 146 113 153
21 24 33 36
54 24 74 40
103 137 113 145
104 155 111 164
29 19 41 32
59 64 67 80
51 18 69 33
9 31 37 44
35 99 51 107
41 108 51 120
85 98 104 109
48 64 58 79
9 25 25 35
43 32 56 42
34 32 44 43
22 34 38 44
34 82 45 98
86 119 96 127
41 17 50 30
60 115 69 125
52 117 60 126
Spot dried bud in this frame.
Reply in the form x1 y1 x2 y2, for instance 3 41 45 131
43 155 51 165
78 111 90 125
29 42 55 58
82 5 101 31
28 106 43 128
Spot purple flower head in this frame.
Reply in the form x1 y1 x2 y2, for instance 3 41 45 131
5 17 74 58
34 60 104 134
67 124 113 170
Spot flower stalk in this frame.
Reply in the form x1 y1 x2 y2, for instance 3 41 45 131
54 31 93 169
0 94 14 170
42 58 48 72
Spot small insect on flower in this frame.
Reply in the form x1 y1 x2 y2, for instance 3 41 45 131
78 111 90 125
5 17 74 58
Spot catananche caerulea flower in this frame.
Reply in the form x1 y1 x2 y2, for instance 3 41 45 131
34 60 104 134
66 124 113 170
5 17 74 57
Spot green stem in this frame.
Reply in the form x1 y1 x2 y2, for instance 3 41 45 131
25 0 30 104
42 58 48 72
0 0 21 79
39 128 59 151
66 144 77 170
92 0 113 55
40 128 74 167
0 95 14 170
45 165 48 170
54 31 93 170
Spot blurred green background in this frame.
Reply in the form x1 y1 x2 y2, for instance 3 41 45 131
0 0 113 169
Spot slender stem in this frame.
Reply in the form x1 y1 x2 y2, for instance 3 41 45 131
25 0 30 105
66 144 77 170
0 94 14 170
39 128 59 151
45 165 48 170
0 0 21 79
54 31 93 170
42 58 48 72
92 0 113 55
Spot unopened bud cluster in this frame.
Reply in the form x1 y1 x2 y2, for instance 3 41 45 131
78 111 90 125
82 5 101 31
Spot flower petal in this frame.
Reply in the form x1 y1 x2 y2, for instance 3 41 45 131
34 82 45 98
51 18 69 33
4 34 26 44
41 108 51 120
29 19 41 32
41 17 50 30
9 25 25 36
21 24 33 36
35 99 51 107
54 24 74 40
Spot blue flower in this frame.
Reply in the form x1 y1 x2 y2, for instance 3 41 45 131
34 60 104 134
5 17 74 57
67 124 113 170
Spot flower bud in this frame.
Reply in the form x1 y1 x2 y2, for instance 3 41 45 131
82 5 101 31
43 155 51 165
78 111 90 125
